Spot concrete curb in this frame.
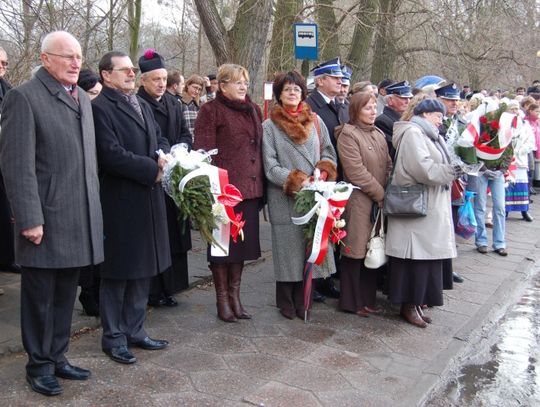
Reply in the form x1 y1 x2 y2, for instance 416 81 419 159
405 241 540 406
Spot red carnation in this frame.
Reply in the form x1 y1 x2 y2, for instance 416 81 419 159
490 120 500 130
479 116 488 125
481 132 491 142
144 49 156 59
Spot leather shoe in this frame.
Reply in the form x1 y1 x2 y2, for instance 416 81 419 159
0 262 21 273
356 309 370 318
416 306 432 324
55 364 91 380
452 272 464 283
477 246 488 254
522 211 534 222
279 308 295 320
318 280 340 299
130 336 168 350
148 297 166 307
103 345 136 364
163 296 178 307
26 374 62 396
400 303 427 328
494 248 508 256
312 290 326 303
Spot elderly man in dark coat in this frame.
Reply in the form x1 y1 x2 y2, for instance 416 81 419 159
306 58 348 150
93 51 171 365
136 49 193 307
374 81 413 161
0 31 104 396
0 45 19 275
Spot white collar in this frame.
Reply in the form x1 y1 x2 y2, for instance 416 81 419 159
317 89 334 104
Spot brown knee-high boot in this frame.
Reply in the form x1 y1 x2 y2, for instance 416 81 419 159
209 263 237 322
228 262 251 319
400 303 427 328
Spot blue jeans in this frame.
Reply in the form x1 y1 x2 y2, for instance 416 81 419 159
473 173 506 249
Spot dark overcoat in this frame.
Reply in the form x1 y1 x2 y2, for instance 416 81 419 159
374 106 401 160
92 86 171 280
137 88 192 253
305 90 348 148
0 68 104 268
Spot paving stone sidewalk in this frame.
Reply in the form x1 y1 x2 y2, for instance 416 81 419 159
0 204 539 406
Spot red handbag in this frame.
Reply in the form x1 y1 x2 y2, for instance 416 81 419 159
451 179 465 202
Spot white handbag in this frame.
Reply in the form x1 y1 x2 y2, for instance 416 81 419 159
364 210 388 269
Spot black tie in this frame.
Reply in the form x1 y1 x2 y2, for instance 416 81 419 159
329 100 336 111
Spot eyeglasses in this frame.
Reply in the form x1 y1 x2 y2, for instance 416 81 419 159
0 60 8 67
283 86 302 94
231 81 249 88
111 67 139 74
45 52 84 63
189 85 202 92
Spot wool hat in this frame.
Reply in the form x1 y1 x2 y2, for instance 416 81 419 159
413 98 446 116
138 49 166 73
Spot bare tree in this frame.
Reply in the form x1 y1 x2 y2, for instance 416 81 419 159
192 0 273 89
267 0 303 77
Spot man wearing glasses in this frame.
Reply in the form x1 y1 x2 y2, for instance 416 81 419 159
0 31 104 396
92 51 171 365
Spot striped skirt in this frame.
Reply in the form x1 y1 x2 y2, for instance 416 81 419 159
505 168 529 212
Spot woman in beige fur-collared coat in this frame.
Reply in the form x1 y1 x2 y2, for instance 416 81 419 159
262 71 337 320
335 92 392 318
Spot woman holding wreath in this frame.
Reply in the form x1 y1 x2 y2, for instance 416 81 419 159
194 64 264 323
262 70 337 320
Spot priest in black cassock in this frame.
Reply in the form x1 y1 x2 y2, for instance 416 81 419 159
137 49 193 307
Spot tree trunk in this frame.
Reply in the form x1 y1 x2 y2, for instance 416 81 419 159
346 0 378 83
108 0 114 50
370 0 400 84
316 0 339 61
127 0 142 62
192 0 230 63
266 0 302 78
193 0 273 92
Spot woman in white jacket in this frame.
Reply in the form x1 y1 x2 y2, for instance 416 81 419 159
505 100 536 221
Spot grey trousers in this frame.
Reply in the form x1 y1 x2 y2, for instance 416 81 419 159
100 277 150 349
21 267 80 376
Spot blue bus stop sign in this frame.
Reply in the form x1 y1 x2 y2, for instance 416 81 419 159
294 23 318 60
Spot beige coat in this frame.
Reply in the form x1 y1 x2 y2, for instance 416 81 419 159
385 119 457 260
335 123 392 259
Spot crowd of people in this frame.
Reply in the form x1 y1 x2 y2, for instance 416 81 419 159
0 30 539 397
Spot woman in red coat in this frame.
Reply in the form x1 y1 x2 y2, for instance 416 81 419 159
194 64 264 322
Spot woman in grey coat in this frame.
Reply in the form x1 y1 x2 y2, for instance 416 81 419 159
385 99 459 328
262 71 337 320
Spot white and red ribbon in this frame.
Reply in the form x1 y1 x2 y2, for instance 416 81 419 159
292 183 354 265
460 105 517 161
178 165 232 256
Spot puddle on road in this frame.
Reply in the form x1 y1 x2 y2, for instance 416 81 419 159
429 273 540 406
